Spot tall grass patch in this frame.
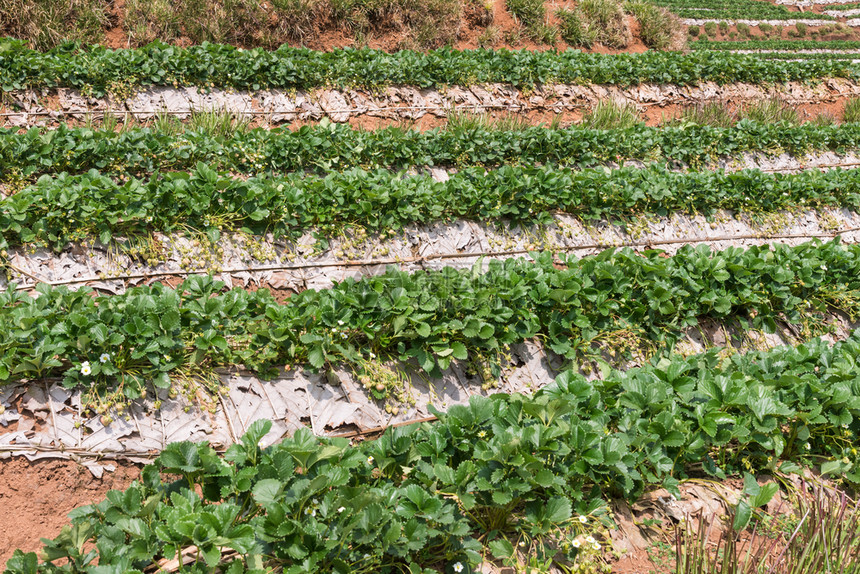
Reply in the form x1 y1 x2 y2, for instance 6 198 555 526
676 102 736 127
742 98 799 125
124 0 461 49
124 0 268 47
677 486 860 574
0 0 110 50
625 0 686 50
557 0 630 48
581 100 642 129
845 97 860 123
505 0 557 44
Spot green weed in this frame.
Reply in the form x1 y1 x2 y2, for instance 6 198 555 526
576 0 631 48
844 97 860 123
677 101 736 128
0 0 109 49
581 100 642 129
625 0 686 50
742 98 799 125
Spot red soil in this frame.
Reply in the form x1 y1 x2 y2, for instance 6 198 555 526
0 458 140 565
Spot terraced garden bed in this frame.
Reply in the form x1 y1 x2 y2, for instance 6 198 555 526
2 7 860 572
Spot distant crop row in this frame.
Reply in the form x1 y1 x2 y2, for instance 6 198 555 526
4 163 860 252
5 329 859 573
732 53 860 62
0 39 856 94
2 241 857 405
7 120 860 182
693 39 860 51
826 2 860 9
651 0 834 20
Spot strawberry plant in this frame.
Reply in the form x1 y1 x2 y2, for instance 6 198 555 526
4 164 860 252
4 331 859 573
0 241 859 411
0 39 854 95
6 120 860 183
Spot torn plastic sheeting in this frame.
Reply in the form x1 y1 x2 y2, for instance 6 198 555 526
0 338 561 464
8 80 860 127
4 204 860 295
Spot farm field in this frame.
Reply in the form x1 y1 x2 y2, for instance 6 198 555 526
2 0 860 573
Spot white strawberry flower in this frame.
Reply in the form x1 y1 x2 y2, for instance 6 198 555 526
80 361 92 376
578 515 588 523
99 353 110 363
453 562 464 573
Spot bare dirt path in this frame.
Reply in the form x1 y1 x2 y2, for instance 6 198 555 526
0 458 140 565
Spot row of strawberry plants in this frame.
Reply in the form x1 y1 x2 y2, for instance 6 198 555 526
650 0 834 19
692 39 860 51
736 52 860 62
823 2 860 9
0 39 855 95
6 120 860 182
2 241 857 404
4 163 860 252
6 331 859 574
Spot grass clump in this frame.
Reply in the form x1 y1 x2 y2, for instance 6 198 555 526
506 0 557 44
677 486 860 574
581 100 642 129
124 0 462 49
625 0 685 50
558 0 630 48
447 111 534 132
0 0 110 50
742 98 799 125
811 112 837 126
579 0 631 48
391 0 464 49
477 24 501 47
793 22 808 37
844 97 860 123
703 21 717 37
148 110 250 137
557 8 598 47
506 0 544 26
270 0 325 43
124 0 269 46
677 101 736 128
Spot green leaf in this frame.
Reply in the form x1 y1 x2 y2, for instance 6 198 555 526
488 538 515 560
750 482 778 509
308 346 325 369
543 497 572 523
733 500 752 531
742 472 760 497
451 342 468 361
534 469 555 487
251 478 284 506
